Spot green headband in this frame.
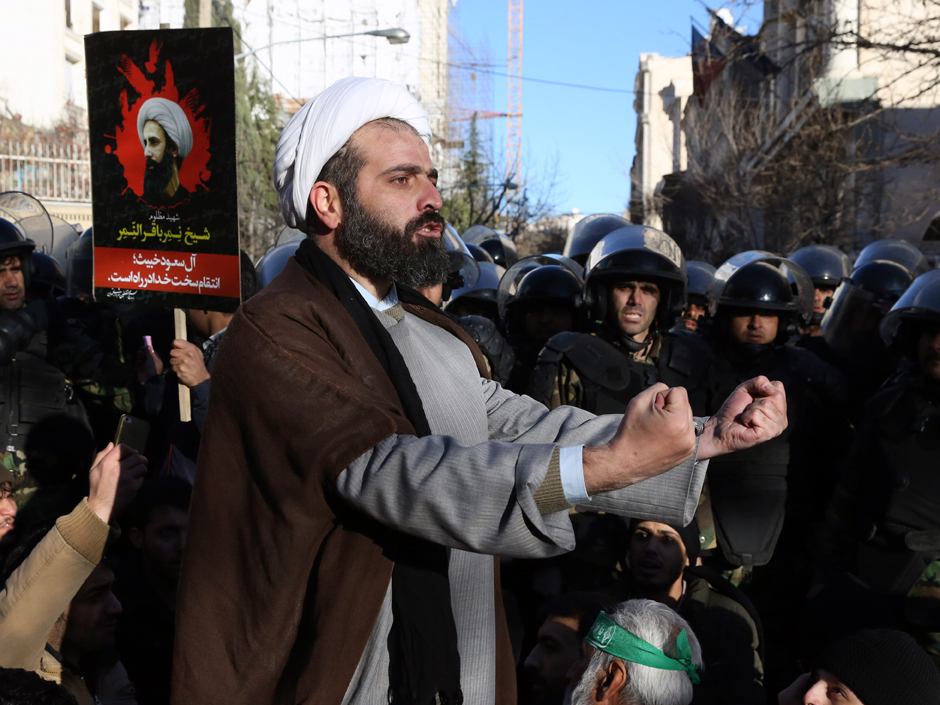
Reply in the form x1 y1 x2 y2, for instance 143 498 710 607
584 611 701 685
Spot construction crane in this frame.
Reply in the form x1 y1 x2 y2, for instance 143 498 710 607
506 0 523 182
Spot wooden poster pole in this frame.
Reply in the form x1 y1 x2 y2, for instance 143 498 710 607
174 308 192 423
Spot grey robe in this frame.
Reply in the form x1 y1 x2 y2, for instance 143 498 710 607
338 305 707 704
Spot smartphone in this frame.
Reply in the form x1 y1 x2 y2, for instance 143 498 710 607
114 414 151 454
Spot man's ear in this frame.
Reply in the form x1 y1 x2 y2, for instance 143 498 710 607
595 660 629 704
310 182 343 231
129 526 144 550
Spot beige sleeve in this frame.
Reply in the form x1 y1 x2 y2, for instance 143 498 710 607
0 499 110 669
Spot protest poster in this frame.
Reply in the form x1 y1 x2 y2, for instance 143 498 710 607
85 28 240 312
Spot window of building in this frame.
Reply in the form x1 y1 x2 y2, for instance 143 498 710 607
65 0 72 28
64 58 75 103
92 5 101 33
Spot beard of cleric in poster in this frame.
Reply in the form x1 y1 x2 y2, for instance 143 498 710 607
137 97 193 206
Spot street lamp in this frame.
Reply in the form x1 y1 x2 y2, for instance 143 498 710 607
234 28 410 61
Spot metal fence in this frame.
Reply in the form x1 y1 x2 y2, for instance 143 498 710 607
0 138 91 203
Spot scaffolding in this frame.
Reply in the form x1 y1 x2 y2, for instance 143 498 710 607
442 7 496 188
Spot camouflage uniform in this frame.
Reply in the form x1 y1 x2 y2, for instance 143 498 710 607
541 332 662 411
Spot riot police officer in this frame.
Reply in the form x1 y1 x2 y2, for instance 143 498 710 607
815 258 915 425
677 260 715 333
702 253 847 690
854 238 930 277
428 227 516 386
819 269 940 659
28 253 66 301
478 235 518 269
702 253 844 574
562 213 630 267
787 244 852 337
498 257 583 393
0 220 93 485
467 243 495 264
256 239 302 289
528 225 716 415
444 261 505 323
53 229 138 451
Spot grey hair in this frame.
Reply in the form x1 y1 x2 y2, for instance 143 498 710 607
571 599 703 705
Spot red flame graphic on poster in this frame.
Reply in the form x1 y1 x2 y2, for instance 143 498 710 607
108 40 211 205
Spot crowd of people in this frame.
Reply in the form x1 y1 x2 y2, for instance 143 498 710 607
0 75 938 705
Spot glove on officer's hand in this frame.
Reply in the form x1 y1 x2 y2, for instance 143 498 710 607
697 376 787 460
583 383 696 495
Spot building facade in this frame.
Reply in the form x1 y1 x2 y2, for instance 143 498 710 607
0 0 138 128
638 1 940 260
629 53 693 229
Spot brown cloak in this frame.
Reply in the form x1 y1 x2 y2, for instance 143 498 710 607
171 259 515 705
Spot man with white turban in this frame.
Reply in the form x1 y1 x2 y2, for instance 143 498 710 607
172 76 788 705
137 97 193 204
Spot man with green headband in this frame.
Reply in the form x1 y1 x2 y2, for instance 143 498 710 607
567 600 703 705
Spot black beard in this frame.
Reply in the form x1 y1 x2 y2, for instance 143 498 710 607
144 155 176 199
335 191 450 290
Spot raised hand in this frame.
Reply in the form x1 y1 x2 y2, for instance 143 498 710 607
87 443 149 524
583 383 697 494
698 376 787 460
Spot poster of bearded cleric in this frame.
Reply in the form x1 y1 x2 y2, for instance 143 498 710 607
84 28 241 312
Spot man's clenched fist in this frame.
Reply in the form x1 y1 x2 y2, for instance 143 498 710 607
583 383 696 495
697 376 788 460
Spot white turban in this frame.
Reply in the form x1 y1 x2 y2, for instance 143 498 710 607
137 97 194 160
273 76 431 229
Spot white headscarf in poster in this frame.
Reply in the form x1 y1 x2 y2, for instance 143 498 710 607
137 97 194 159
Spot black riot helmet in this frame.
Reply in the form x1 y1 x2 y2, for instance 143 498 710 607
256 240 301 289
498 257 584 342
854 239 930 278
0 192 50 256
788 244 852 288
461 224 501 246
708 252 814 345
30 252 66 299
686 261 716 306
821 260 914 369
0 219 36 287
467 243 495 264
720 263 794 310
444 261 505 322
478 236 519 269
513 266 582 305
880 269 940 359
64 228 93 298
850 260 914 303
563 213 631 267
442 223 481 297
274 226 305 247
583 225 688 335
788 244 852 325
